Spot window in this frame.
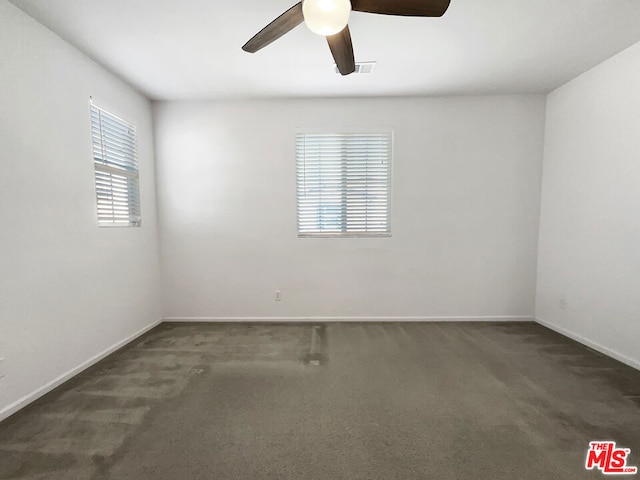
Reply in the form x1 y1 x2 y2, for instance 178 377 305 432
296 130 392 237
90 102 141 227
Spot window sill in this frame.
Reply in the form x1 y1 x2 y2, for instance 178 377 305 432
297 232 391 239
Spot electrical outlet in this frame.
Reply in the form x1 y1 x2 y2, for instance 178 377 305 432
274 290 282 301
559 296 567 310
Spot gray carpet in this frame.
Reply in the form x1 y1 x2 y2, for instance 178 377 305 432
0 322 639 479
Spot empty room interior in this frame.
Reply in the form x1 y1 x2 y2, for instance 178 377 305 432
1 0 640 478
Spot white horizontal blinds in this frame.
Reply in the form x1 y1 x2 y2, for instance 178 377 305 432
90 103 141 226
297 132 391 236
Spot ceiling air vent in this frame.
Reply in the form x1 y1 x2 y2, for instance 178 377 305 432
335 62 376 74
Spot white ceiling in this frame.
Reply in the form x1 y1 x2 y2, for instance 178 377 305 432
10 0 640 100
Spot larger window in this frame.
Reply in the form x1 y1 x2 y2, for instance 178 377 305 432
90 102 141 227
296 130 392 237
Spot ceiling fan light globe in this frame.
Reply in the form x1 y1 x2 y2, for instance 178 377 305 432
302 0 351 36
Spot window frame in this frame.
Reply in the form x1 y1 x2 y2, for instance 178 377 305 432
90 100 141 228
295 127 393 238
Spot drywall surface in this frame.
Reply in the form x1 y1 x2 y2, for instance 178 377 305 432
155 95 546 320
536 41 640 369
0 1 162 419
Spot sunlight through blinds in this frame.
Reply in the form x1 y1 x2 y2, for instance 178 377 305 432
296 131 392 237
90 103 141 227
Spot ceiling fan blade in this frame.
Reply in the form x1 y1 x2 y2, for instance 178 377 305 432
351 0 451 17
327 25 356 76
242 2 304 53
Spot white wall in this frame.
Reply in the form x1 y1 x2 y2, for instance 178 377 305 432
0 1 162 419
536 41 640 369
155 95 546 320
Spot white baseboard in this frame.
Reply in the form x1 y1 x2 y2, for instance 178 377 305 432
0 319 161 423
536 317 640 371
163 315 535 323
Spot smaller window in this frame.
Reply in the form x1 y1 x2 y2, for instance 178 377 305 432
90 102 141 227
296 129 392 237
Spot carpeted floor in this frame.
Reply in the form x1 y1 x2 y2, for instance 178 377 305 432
0 322 639 479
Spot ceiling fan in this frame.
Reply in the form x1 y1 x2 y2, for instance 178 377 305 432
242 0 451 76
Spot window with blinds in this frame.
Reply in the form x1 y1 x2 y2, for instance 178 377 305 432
90 103 141 227
296 131 392 237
